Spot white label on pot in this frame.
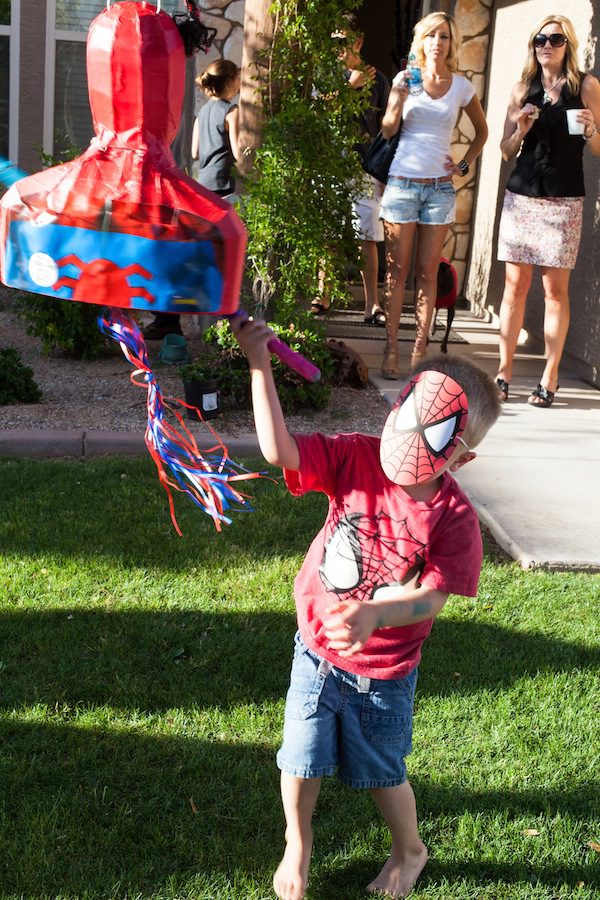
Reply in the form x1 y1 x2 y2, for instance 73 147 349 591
202 392 219 412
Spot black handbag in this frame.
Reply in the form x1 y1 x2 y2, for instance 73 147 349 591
362 126 402 184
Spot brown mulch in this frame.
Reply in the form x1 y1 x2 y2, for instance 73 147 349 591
0 294 390 437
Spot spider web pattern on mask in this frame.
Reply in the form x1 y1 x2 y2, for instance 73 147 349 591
381 373 468 484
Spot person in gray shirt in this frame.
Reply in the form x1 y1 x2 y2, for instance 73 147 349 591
192 59 241 199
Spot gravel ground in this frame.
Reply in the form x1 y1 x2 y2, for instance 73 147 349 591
0 295 390 437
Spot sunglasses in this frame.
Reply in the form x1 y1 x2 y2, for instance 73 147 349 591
533 33 567 49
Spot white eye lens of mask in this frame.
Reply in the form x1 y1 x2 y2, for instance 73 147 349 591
424 415 459 452
393 394 418 431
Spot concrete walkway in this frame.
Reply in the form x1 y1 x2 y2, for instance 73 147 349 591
2 308 599 570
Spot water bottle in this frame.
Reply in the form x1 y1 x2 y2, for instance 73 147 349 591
406 54 423 96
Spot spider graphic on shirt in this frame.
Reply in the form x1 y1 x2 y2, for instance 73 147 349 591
319 508 426 603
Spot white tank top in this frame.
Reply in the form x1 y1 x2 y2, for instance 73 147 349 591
389 74 475 179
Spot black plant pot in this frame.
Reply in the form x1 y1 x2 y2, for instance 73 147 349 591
183 378 220 420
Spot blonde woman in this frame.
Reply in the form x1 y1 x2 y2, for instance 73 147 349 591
495 15 600 407
379 12 488 379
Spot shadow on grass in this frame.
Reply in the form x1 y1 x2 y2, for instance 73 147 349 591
0 718 280 897
1 610 598 712
1 718 597 898
313 856 600 900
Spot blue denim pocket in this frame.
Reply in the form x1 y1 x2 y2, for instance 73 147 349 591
360 672 416 747
285 634 328 720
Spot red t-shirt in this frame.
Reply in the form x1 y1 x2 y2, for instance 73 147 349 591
283 432 482 680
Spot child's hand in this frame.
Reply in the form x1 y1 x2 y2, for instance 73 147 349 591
230 315 275 369
322 600 381 657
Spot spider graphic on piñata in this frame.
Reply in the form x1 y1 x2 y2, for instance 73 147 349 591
0 0 318 533
52 257 155 306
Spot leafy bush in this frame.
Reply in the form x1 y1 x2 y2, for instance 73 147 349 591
183 319 335 413
16 294 108 359
240 0 367 323
0 347 42 405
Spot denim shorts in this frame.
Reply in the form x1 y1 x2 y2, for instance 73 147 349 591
380 176 456 226
276 632 418 788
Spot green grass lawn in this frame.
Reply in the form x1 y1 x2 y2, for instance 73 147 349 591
0 456 598 899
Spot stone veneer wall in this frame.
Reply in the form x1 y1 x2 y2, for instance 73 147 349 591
196 2 246 105
445 0 492 294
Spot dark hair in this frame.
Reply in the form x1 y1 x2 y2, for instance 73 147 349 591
341 13 361 34
196 60 240 97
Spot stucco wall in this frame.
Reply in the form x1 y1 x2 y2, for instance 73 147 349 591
467 0 600 386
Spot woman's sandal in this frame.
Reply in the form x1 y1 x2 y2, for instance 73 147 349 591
528 383 558 408
409 350 427 371
381 345 400 380
363 308 386 327
496 377 509 402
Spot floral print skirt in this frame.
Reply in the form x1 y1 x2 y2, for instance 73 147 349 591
498 190 584 269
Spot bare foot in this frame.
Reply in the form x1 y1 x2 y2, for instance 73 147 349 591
273 831 313 900
366 844 428 898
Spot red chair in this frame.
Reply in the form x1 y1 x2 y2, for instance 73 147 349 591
431 257 457 353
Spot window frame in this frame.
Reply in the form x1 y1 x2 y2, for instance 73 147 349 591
43 0 88 155
43 0 186 157
0 0 20 160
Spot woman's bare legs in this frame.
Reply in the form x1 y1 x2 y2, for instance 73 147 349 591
412 223 450 359
496 261 533 385
537 266 571 393
360 239 383 318
273 774 322 900
381 220 416 377
366 781 428 898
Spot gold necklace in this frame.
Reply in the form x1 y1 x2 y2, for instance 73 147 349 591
542 74 564 104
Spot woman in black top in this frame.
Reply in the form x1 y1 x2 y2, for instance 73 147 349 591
495 15 600 407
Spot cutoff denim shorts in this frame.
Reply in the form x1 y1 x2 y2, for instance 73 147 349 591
380 175 456 226
276 632 418 788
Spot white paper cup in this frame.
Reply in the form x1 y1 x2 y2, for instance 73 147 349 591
566 108 585 135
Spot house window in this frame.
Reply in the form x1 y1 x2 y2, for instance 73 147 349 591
47 0 183 157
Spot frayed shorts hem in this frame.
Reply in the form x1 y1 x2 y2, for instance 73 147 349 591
381 212 455 226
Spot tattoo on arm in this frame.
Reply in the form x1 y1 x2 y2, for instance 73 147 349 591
412 599 432 618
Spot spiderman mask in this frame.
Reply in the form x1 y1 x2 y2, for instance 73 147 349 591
380 370 469 485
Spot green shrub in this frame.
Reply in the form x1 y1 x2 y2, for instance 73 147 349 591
184 319 335 413
15 294 107 359
0 347 42 405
